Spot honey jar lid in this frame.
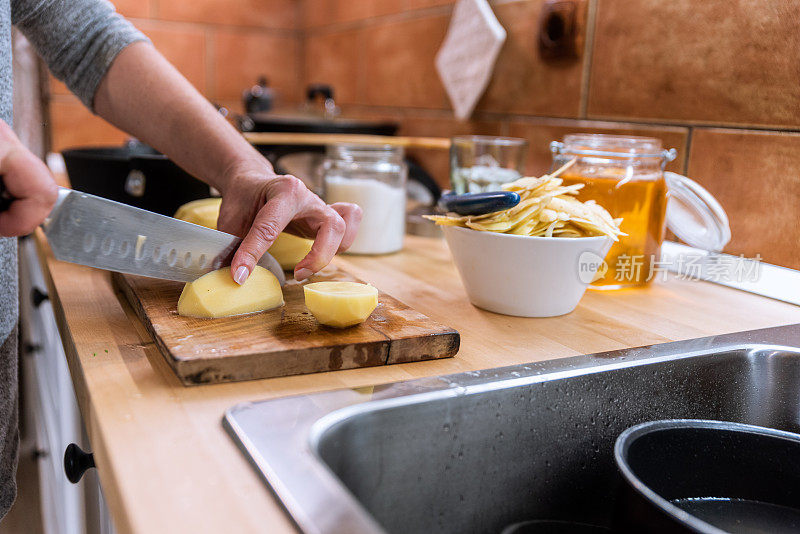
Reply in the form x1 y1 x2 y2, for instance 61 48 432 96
664 172 731 252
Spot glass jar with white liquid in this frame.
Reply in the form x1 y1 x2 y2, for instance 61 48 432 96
323 144 407 255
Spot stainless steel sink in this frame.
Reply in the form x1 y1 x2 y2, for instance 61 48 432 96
224 324 800 534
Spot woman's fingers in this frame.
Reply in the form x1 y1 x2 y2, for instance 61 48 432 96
229 175 312 284
293 208 347 281
328 202 362 253
226 175 362 283
230 195 296 284
0 197 49 236
0 149 58 237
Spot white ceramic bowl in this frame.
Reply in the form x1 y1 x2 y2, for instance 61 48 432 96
442 225 613 317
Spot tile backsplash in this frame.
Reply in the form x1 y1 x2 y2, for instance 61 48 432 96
45 0 800 268
47 0 302 152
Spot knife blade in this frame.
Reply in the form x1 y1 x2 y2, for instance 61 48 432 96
41 187 286 285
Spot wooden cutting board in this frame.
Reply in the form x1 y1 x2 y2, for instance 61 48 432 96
112 266 460 385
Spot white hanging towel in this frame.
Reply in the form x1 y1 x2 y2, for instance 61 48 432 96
435 0 506 120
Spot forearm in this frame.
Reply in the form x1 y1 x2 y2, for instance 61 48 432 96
93 42 269 192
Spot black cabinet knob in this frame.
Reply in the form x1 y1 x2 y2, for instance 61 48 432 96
31 287 49 307
64 443 95 484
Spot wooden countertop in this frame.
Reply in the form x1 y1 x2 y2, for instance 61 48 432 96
36 231 800 534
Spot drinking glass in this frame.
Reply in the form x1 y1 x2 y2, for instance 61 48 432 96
450 136 528 194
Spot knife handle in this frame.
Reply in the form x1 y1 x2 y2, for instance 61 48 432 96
438 190 521 216
0 175 14 212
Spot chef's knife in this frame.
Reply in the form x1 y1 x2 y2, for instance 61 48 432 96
14 186 286 285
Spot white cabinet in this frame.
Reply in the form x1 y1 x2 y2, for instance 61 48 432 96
18 237 116 534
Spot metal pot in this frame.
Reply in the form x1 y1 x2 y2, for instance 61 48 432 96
242 84 398 136
62 142 211 216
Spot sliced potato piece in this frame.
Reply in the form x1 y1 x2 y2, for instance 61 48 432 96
268 232 314 270
174 198 222 229
177 266 284 318
175 198 313 270
303 281 378 328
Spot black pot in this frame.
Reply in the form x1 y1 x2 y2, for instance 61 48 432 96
242 83 398 136
614 419 800 533
246 112 441 204
62 144 210 216
245 112 398 137
244 112 400 166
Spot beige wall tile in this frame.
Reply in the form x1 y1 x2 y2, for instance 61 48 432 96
213 30 301 102
157 0 297 29
305 29 362 104
49 97 128 153
476 0 587 117
588 0 800 127
114 0 151 19
687 128 800 269
136 21 207 94
406 0 454 9
303 0 406 28
362 15 450 109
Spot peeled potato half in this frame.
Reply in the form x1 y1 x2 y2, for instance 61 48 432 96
177 266 284 318
268 233 314 270
174 198 314 270
304 282 378 328
174 197 222 229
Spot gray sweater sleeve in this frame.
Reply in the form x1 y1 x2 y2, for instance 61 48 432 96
11 0 149 110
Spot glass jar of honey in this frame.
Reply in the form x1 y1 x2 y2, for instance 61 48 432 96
551 134 677 289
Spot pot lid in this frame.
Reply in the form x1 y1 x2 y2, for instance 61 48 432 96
664 171 731 252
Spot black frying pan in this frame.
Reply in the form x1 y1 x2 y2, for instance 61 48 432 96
614 419 800 533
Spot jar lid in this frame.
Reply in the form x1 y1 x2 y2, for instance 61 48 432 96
664 172 731 252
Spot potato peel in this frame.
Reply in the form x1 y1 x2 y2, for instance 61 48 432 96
425 160 626 241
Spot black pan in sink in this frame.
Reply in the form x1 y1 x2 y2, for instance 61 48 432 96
614 419 800 533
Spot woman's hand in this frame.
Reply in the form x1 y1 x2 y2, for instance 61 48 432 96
90 43 361 282
0 121 58 237
217 163 362 284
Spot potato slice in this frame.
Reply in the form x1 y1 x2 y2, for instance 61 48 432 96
174 198 222 229
423 159 625 241
268 232 314 270
174 198 313 270
177 266 284 318
303 281 378 328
